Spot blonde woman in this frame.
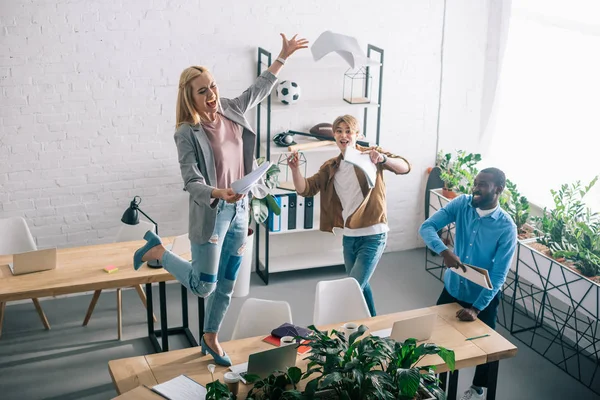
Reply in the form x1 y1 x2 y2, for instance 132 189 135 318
133 34 308 366
288 115 411 316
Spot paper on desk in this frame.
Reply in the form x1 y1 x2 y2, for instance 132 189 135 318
231 161 272 195
370 328 392 338
344 147 377 188
150 375 207 400
311 31 381 69
449 263 493 290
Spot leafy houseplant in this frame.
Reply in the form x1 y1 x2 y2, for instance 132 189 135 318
436 151 482 199
533 177 600 278
499 179 532 239
245 367 304 400
385 338 455 400
250 157 281 225
301 325 455 400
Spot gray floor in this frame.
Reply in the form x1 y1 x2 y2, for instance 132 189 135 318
0 249 596 400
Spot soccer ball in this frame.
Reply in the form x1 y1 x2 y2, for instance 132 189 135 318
276 80 301 105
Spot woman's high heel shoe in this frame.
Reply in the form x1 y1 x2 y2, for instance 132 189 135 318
133 230 162 270
201 335 232 366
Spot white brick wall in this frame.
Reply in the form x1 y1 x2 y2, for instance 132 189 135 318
0 0 495 251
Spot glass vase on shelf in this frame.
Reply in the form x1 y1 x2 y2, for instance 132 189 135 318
343 66 372 104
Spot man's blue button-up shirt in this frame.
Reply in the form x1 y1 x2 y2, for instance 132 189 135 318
419 194 517 311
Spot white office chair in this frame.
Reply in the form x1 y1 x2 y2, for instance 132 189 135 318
231 298 293 340
313 277 371 326
82 221 157 339
0 217 51 338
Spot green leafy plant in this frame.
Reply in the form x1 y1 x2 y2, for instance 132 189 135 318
534 177 600 277
436 150 481 195
301 325 455 400
250 157 281 224
385 338 455 400
245 367 304 400
206 379 235 400
500 180 531 237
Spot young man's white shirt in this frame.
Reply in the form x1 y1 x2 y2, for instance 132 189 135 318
333 160 389 237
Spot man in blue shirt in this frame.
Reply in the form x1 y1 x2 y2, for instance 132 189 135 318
419 168 517 400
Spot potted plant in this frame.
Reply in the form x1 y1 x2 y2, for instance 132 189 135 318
510 177 600 392
436 150 481 199
245 367 304 400
528 177 600 282
234 157 282 297
301 325 455 400
385 337 455 400
250 157 281 225
499 179 535 240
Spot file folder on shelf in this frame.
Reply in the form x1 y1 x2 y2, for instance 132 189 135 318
279 195 289 232
304 196 314 229
296 195 305 231
268 196 282 232
288 193 297 230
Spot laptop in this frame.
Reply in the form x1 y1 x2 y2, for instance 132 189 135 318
372 313 437 343
389 313 437 342
230 344 298 382
8 248 58 275
165 234 191 256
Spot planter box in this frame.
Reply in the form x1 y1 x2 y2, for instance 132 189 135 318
510 239 600 393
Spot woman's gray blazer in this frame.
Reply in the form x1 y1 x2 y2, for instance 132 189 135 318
173 70 277 244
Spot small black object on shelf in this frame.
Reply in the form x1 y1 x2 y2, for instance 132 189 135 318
121 196 162 268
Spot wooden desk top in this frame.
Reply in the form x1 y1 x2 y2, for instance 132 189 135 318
109 303 518 398
0 238 182 302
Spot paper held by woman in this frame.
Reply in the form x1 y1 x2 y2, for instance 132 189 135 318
231 161 272 194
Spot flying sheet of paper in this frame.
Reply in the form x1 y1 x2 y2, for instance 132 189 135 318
150 375 207 400
344 146 377 188
311 30 381 69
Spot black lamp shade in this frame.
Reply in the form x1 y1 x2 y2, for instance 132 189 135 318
121 206 139 225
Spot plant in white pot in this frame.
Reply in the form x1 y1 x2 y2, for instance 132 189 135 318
233 158 281 298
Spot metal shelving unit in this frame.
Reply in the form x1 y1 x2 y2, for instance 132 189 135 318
254 45 385 285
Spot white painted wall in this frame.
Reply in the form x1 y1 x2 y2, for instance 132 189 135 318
0 0 498 252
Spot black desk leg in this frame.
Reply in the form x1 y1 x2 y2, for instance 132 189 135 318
486 361 500 400
198 297 205 340
439 372 448 392
159 282 168 351
447 370 459 400
146 283 161 353
146 282 200 353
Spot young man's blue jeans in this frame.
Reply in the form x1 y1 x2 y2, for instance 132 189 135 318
161 199 248 333
342 232 387 316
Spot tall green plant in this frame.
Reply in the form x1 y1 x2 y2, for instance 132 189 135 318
436 150 481 195
500 180 531 235
534 177 600 277
250 157 281 224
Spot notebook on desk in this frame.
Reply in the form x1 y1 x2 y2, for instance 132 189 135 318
7 248 57 276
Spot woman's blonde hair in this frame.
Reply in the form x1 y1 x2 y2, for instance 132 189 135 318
175 66 210 128
332 114 360 135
